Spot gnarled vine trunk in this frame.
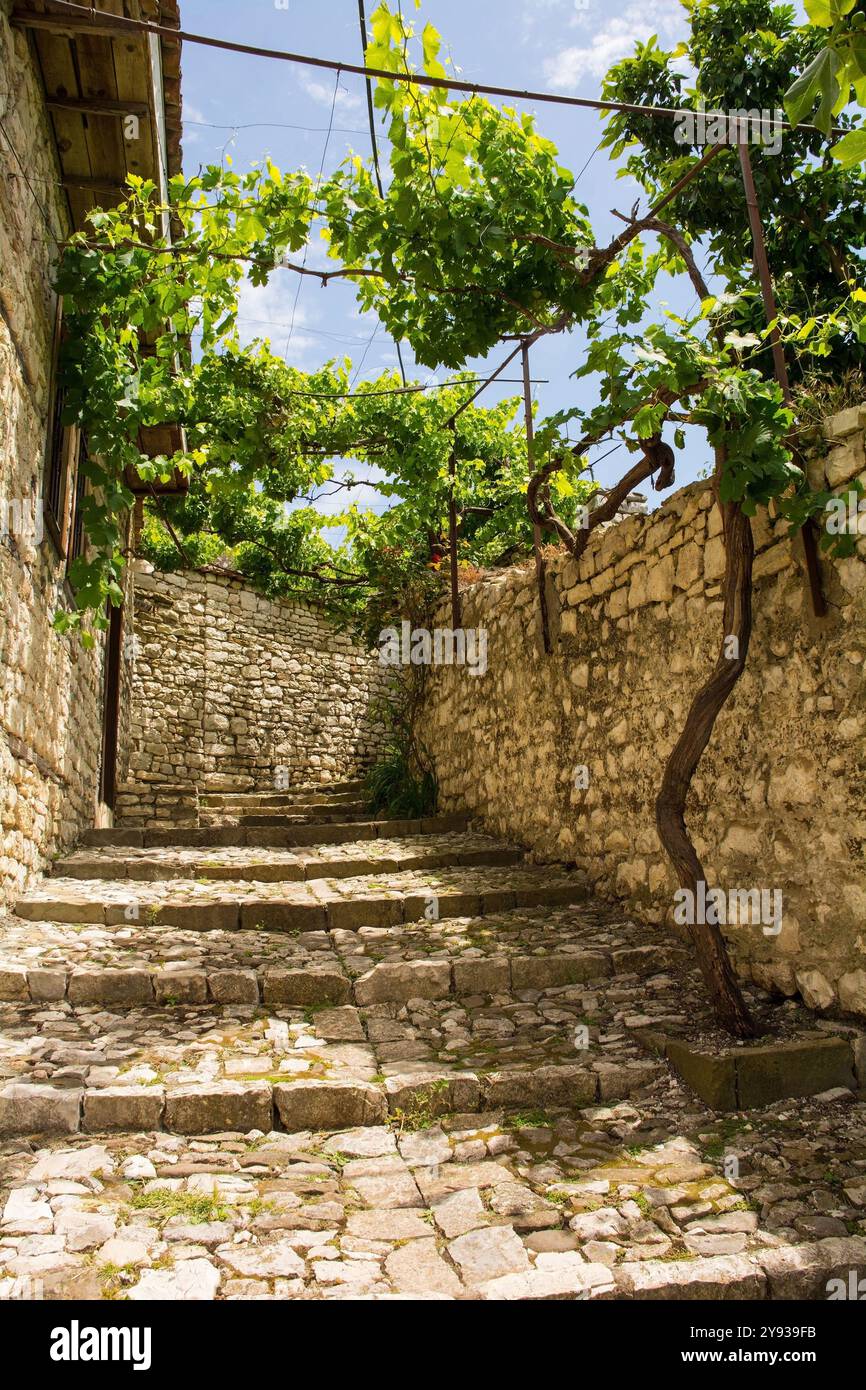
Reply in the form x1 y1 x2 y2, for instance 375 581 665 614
655 451 757 1039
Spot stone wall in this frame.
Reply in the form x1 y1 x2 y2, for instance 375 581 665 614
419 406 866 1022
0 4 125 902
117 565 392 824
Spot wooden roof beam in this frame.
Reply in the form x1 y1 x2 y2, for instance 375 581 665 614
47 97 151 118
10 10 143 41
60 175 128 193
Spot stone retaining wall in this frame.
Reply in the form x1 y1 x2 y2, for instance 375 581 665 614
418 406 866 1021
117 566 392 824
0 4 124 903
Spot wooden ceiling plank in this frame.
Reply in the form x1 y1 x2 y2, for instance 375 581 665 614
11 11 137 42
61 175 128 192
47 96 150 117
107 0 157 183
66 188 94 228
72 21 128 212
32 26 92 223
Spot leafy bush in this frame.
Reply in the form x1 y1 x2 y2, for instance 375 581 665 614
365 743 437 819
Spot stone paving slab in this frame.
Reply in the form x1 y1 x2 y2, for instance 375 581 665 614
1 1080 864 1301
53 832 522 883
15 864 588 931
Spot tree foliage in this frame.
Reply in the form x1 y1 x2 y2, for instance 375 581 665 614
600 0 866 381
786 0 866 165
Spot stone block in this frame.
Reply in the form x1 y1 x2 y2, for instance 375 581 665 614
262 967 350 1006
735 1037 855 1109
240 899 325 932
83 1086 166 1132
328 895 405 928
452 957 510 995
154 970 208 1004
273 1079 386 1132
68 969 154 1006
165 1082 273 1135
667 1034 855 1111
0 968 29 1001
483 1064 597 1110
511 952 610 990
354 960 452 1005
152 901 240 932
666 1040 738 1111
384 1072 481 1118
27 968 68 1001
595 1060 661 1100
207 969 260 1004
0 1084 81 1135
614 1254 766 1299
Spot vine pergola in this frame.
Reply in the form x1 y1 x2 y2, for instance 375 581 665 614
40 1 865 1038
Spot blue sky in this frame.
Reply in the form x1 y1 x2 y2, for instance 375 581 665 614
176 0 806 520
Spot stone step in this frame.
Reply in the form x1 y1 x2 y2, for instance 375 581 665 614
52 832 521 884
0 902 689 1007
202 803 372 827
82 813 470 850
0 1062 666 1140
3 1106 865 1301
200 786 367 810
14 863 589 932
0 897 701 1140
0 978 666 1138
203 784 367 800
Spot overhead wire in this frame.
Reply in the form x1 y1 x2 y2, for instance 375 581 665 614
20 2 850 139
357 0 408 386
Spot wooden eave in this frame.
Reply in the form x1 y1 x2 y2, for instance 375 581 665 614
14 2 187 468
12 1 183 234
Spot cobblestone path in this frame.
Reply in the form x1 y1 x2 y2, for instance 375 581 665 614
1 786 864 1300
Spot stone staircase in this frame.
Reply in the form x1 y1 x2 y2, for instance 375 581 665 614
1 784 864 1301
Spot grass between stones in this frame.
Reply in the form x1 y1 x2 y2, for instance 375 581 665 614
127 1185 230 1224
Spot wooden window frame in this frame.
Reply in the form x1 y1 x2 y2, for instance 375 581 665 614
66 431 88 573
99 600 124 810
42 296 76 558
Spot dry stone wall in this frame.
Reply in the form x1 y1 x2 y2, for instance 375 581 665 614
118 565 392 824
0 4 124 903
419 406 866 1022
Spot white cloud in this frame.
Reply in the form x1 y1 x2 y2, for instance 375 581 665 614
235 275 318 358
299 72 363 112
182 101 207 145
299 232 334 271
518 0 570 44
544 0 687 90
